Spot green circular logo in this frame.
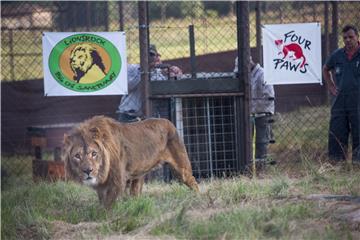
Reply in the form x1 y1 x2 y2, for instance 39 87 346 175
49 33 121 92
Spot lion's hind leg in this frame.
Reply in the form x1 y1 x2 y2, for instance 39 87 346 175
166 139 199 192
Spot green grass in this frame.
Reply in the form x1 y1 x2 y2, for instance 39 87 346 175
271 106 331 162
1 181 158 239
2 162 360 239
0 105 357 239
152 203 316 239
108 196 156 233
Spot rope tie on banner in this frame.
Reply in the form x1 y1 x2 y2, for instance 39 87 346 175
123 25 188 31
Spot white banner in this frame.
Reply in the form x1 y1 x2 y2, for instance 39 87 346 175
43 32 127 96
262 23 322 85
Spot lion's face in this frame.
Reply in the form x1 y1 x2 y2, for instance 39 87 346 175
63 115 199 208
70 44 94 74
64 132 110 187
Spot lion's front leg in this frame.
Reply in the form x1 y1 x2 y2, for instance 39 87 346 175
103 187 120 209
97 188 106 206
130 177 144 196
96 186 115 209
97 185 121 209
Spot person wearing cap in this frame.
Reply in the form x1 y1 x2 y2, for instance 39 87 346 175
149 44 182 78
234 55 275 160
117 44 183 122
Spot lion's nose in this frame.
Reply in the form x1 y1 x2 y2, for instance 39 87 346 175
83 168 93 175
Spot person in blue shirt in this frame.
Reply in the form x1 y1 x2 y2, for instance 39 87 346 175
117 45 182 122
323 24 360 163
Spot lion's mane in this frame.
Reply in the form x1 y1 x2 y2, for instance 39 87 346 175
63 116 199 208
70 44 106 83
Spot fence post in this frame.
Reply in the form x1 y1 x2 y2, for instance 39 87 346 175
104 2 109 31
54 147 61 161
138 1 150 118
323 2 330 102
34 146 42 160
255 2 262 65
86 2 91 31
189 25 197 79
9 29 15 81
324 2 330 59
118 1 124 31
236 1 252 169
331 2 339 52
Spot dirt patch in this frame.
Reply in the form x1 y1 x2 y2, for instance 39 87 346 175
305 194 360 232
102 234 176 240
186 206 232 221
50 213 178 240
51 221 103 240
324 201 360 230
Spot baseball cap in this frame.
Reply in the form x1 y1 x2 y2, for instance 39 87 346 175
149 44 160 56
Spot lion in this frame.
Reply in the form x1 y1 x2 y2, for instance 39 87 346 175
63 115 199 208
70 43 106 84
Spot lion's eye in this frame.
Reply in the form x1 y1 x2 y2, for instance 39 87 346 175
92 151 97 157
74 153 81 160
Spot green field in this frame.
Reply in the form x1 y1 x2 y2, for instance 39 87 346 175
2 104 360 239
2 162 360 239
270 106 331 162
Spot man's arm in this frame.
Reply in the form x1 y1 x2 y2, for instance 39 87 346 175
127 65 142 91
323 65 338 96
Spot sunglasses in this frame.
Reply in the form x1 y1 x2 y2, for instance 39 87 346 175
150 52 161 57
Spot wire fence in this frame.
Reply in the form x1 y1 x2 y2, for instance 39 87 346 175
1 1 360 188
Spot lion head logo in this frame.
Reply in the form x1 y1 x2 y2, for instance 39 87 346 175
70 43 106 83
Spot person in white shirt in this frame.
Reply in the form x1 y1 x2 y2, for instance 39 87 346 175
234 56 275 159
117 44 182 122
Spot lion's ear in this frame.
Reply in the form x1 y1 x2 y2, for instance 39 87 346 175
89 127 100 139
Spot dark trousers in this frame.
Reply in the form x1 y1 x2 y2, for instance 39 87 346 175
253 115 273 159
118 112 140 123
328 93 359 161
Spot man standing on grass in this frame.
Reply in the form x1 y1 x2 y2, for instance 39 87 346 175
323 24 360 163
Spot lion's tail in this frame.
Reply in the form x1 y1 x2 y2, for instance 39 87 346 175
166 120 184 147
165 120 191 168
166 120 200 192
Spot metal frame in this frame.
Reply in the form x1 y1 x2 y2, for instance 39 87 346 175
140 1 252 177
150 77 242 96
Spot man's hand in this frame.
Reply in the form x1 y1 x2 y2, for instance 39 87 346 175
328 84 338 96
169 66 183 78
323 65 338 96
